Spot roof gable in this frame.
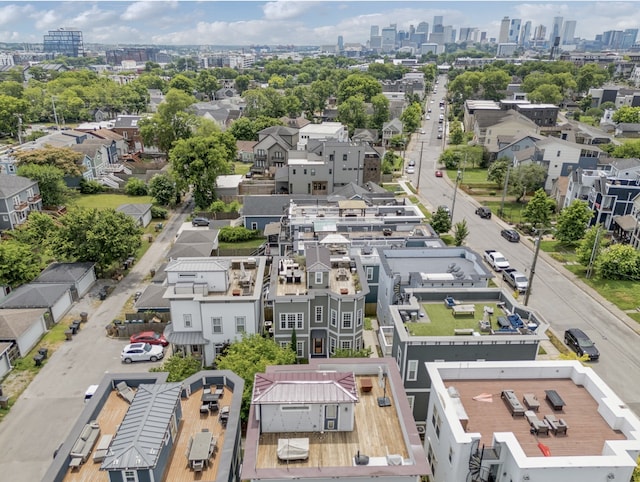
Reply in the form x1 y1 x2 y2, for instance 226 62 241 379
305 244 331 272
252 371 358 404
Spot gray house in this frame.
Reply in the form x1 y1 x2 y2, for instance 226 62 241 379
116 203 153 228
34 262 96 299
0 283 72 327
0 174 42 231
252 126 299 175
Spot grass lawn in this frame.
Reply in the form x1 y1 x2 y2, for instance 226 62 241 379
565 264 640 311
233 162 251 176
483 200 527 224
455 168 496 187
69 193 154 210
404 302 500 336
626 312 640 325
539 240 578 263
218 237 265 250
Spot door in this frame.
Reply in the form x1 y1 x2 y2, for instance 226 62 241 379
324 404 338 430
314 337 324 355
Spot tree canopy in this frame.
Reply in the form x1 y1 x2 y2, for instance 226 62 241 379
13 146 83 176
0 240 42 288
139 88 197 153
555 200 593 244
16 164 68 206
612 106 640 124
507 164 547 202
523 189 555 228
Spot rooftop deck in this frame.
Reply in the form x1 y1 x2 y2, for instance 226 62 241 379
447 378 627 457
254 375 409 469
275 262 360 297
63 385 231 482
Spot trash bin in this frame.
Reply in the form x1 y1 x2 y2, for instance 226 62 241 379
150 268 156 277
80 312 88 323
0 396 8 409
69 324 78 335
72 320 81 332
33 354 44 367
38 348 48 359
148 235 153 242
65 329 73 341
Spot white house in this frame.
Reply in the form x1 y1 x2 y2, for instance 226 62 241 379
297 122 349 150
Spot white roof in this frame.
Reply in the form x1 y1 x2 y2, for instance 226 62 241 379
216 175 243 188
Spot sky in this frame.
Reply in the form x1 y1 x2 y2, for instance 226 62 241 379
0 1 638 46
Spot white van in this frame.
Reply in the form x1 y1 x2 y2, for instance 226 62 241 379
84 384 99 403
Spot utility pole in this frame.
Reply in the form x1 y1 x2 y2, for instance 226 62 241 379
416 141 424 189
51 97 60 131
14 114 23 144
450 168 462 221
524 228 552 306
500 165 511 216
586 226 602 279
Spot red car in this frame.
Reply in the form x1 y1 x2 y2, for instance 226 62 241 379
435 170 443 177
130 331 168 347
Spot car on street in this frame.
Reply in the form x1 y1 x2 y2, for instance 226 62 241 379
408 160 416 166
500 229 520 242
426 115 431 120
121 342 164 363
406 166 415 174
475 206 492 218
427 108 432 113
435 170 443 177
438 126 443 132
192 217 210 227
437 133 442 139
420 129 425 134
130 331 169 347
437 204 450 214
564 328 600 361
430 99 434 103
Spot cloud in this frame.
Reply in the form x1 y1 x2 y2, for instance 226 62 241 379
34 9 63 31
121 1 178 21
0 4 34 27
262 1 320 21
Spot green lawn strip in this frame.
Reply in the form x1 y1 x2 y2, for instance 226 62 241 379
218 237 266 251
564 264 640 311
69 193 154 210
404 302 500 336
626 313 640 324
232 162 251 176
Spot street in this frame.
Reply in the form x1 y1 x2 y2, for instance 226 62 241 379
405 75 640 415
0 202 192 482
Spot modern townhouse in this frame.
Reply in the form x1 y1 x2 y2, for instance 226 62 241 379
0 174 42 230
252 126 298 175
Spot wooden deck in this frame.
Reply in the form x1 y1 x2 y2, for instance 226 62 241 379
447 378 627 457
255 376 409 469
63 386 230 482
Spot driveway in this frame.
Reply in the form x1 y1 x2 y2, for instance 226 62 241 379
0 203 192 482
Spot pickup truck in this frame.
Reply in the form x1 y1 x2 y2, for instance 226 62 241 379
484 250 510 271
502 268 529 293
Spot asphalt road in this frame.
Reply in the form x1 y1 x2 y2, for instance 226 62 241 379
405 76 640 416
0 202 192 482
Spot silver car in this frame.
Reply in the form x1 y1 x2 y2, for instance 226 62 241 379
121 342 164 363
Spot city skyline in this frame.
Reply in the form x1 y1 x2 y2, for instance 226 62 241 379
0 1 638 46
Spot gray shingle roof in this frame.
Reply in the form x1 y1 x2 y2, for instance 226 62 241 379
116 203 152 215
0 283 70 309
0 308 47 340
34 262 95 284
0 175 37 199
305 244 330 272
102 383 182 471
134 285 170 311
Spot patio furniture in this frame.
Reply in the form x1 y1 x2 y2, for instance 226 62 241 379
525 410 549 436
93 434 113 463
188 431 213 470
501 390 525 417
545 390 565 411
361 378 373 393
544 414 568 435
452 304 475 317
116 381 135 404
277 438 309 461
219 405 230 427
523 393 540 412
69 421 100 466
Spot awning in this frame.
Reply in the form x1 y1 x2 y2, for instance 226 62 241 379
612 214 637 232
164 323 208 345
310 329 326 339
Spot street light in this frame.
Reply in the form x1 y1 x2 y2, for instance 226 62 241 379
523 227 554 306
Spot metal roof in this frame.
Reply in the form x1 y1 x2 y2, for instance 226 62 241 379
252 371 358 404
164 323 209 345
101 383 182 471
165 257 229 273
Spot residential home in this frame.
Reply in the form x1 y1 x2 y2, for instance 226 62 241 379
463 99 503 133
112 115 144 153
83 129 128 158
235 140 256 164
615 123 640 138
116 203 153 228
296 122 349 150
43 370 244 482
279 116 311 129
162 256 266 365
0 174 42 231
215 175 243 203
513 102 559 126
167 229 219 260
381 118 403 146
626 194 640 249
241 194 319 233
352 128 379 144
481 111 540 157
33 262 96 299
495 133 542 161
0 283 72 327
267 245 369 359
148 88 164 112
425 360 640 482
190 100 244 130
242 358 430 482
0 343 11 380
70 141 114 180
253 126 299 175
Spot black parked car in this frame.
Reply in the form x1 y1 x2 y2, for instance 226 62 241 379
501 229 520 242
564 328 600 361
475 206 492 219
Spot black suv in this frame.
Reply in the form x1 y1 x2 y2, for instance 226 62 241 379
475 206 492 219
564 328 599 361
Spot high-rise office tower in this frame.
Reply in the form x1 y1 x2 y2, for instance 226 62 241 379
381 25 397 52
416 21 429 37
561 20 576 45
508 18 521 43
621 29 638 49
550 16 563 43
43 27 84 57
370 25 379 38
338 35 344 51
499 16 511 43
519 21 532 46
433 16 443 30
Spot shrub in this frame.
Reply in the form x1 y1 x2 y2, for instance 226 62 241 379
125 178 148 196
218 226 260 242
79 179 105 194
151 206 168 219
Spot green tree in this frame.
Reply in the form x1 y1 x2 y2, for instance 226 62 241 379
216 334 296 421
11 211 58 258
0 240 42 288
0 81 23 98
139 88 197 154
370 93 390 131
579 95 594 112
234 74 251 94
555 200 593 244
337 95 367 135
195 70 220 100
148 173 177 206
150 355 202 382
576 63 610 93
400 102 422 134
612 106 640 124
487 158 510 188
596 244 640 280
576 224 608 266
0 94 30 138
228 116 283 141
124 177 148 196
16 164 68 206
612 140 640 158
528 84 563 105
332 347 373 358
508 163 547 202
53 208 142 273
169 132 235 208
430 206 452 234
523 189 555 228
449 122 464 145
337 73 382 103
480 69 511 100
453 219 469 246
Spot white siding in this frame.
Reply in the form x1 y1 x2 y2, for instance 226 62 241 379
50 290 73 323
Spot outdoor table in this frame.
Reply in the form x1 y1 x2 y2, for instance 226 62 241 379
189 431 213 468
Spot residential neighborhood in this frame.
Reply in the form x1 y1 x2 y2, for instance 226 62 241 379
1 4 640 482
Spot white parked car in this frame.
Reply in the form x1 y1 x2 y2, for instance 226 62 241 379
406 166 415 174
426 115 431 120
121 342 164 363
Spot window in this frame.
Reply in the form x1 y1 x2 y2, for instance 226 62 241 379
427 443 437 476
341 340 352 350
356 309 363 327
432 407 441 439
304 169 307 175
366 267 374 280
292 169 296 175
251 222 258 230
279 341 289 349
183 314 192 328
449 446 453 463
211 317 222 334
343 154 348 161
557 150 561 157
329 154 334 161
279 313 303 330
342 312 352 329
329 336 336 354
235 316 246 333
406 395 415 411
315 272 323 284
315 306 323 323
124 471 138 482
330 309 337 327
407 360 418 381
296 341 304 357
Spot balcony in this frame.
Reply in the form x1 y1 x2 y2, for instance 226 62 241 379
28 194 42 204
13 201 28 211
